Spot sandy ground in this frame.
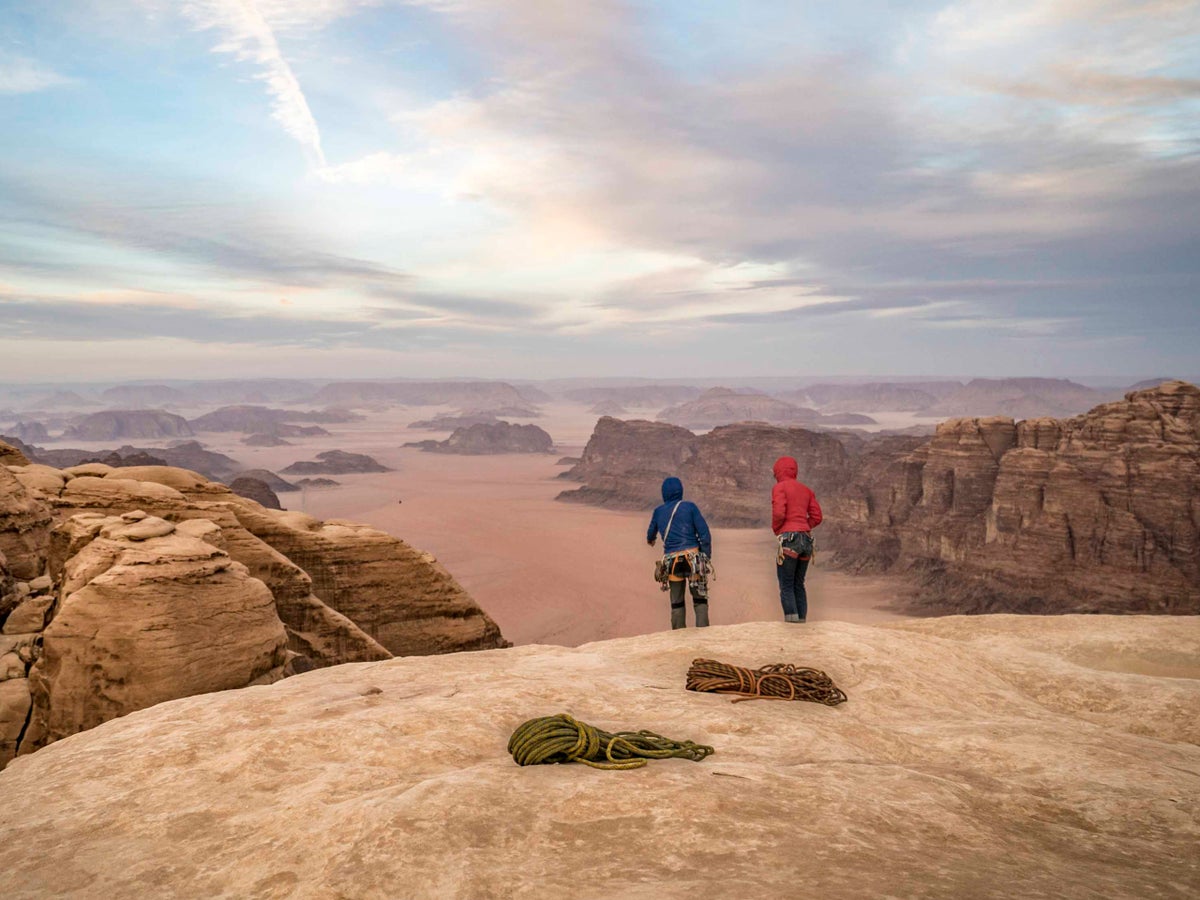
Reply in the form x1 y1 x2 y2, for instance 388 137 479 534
190 402 909 646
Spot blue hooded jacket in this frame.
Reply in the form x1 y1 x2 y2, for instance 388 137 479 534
647 477 712 557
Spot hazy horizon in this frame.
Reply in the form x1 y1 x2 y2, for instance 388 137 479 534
3 2 1198 379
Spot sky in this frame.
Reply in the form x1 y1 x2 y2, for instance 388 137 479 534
1 0 1198 381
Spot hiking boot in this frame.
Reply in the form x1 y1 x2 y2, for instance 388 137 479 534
694 603 709 628
784 613 800 623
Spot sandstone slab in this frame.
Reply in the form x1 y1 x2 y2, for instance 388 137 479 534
0 617 1195 899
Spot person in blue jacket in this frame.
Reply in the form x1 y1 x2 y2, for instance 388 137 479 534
647 476 713 629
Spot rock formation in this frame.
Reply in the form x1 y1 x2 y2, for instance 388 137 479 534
241 432 292 446
0 459 506 768
787 381 961 413
589 400 628 416
232 469 299 493
0 617 1196 899
564 384 702 407
0 438 33 467
658 387 875 430
188 405 356 432
281 450 391 475
408 412 504 430
405 422 554 455
832 381 1200 614
918 377 1104 420
63 410 194 441
229 477 283 510
5 421 51 444
100 384 188 407
33 441 239 481
558 417 854 525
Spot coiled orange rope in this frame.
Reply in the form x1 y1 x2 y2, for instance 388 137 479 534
686 658 847 705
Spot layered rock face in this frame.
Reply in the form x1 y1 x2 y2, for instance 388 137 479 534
64 410 194 441
406 421 554 454
558 417 854 526
0 460 506 767
0 618 1196 899
833 382 1200 613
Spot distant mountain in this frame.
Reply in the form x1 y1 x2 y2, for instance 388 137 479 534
564 385 703 407
20 390 97 410
101 385 189 408
309 381 530 409
405 422 554 455
64 410 194 441
281 450 391 475
917 378 1104 420
189 405 358 433
788 381 962 413
657 388 876 430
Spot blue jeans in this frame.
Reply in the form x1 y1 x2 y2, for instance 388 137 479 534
776 555 810 619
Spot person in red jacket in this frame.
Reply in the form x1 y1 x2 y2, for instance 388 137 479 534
771 456 823 622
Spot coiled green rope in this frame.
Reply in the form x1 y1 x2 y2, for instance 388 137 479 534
508 713 715 770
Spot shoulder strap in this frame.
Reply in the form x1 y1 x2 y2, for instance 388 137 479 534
663 500 683 543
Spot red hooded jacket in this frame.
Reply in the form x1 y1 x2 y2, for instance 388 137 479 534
771 456 823 535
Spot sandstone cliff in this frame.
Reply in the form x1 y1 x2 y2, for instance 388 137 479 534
0 460 506 768
833 381 1200 614
558 417 855 526
0 617 1195 899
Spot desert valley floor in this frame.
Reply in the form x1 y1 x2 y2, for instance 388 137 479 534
195 403 906 645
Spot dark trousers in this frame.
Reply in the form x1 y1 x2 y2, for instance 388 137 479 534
776 556 809 619
669 579 708 609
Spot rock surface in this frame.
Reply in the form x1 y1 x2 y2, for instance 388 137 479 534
20 513 290 756
0 459 506 766
406 421 554 454
64 409 194 441
0 617 1196 899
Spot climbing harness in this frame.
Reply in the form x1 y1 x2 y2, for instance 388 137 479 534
508 713 714 769
686 658 846 705
776 531 815 565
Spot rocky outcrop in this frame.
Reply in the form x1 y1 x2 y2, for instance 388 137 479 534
0 460 506 767
658 387 875 430
919 377 1104 420
558 417 853 526
34 441 239 480
0 617 1196 899
408 412 503 431
241 432 292 446
0 438 33 467
188 405 356 433
0 466 52 583
18 512 290 758
564 384 702 407
5 421 51 444
100 384 188 407
231 468 299 492
281 450 391 475
406 422 554 455
64 410 194 441
229 477 282 510
833 382 1200 614
789 381 961 413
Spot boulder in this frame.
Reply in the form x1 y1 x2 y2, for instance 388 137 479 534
229 477 282 510
0 438 31 467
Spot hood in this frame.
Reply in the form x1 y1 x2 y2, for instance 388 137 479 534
661 477 683 502
773 456 798 482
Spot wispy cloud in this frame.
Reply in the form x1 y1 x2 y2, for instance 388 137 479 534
0 54 74 94
176 0 327 166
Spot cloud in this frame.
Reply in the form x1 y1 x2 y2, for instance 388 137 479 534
175 0 327 166
0 54 74 94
